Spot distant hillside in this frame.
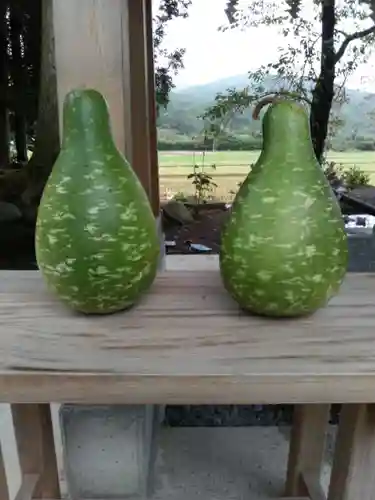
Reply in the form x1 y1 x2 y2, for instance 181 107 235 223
157 73 375 151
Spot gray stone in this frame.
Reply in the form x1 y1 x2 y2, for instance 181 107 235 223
163 200 194 225
346 230 375 272
0 202 22 222
60 405 162 499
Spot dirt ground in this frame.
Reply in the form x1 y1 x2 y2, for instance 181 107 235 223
163 206 229 254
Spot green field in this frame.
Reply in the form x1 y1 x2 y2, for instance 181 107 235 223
158 150 375 201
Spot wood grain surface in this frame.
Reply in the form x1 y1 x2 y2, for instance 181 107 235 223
1 271 375 404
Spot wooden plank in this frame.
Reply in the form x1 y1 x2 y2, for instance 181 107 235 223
14 474 39 500
0 444 9 500
302 471 327 500
12 405 60 499
0 271 374 403
285 405 329 497
328 404 375 500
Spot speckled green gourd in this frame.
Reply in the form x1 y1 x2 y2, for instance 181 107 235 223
220 97 348 317
35 88 160 314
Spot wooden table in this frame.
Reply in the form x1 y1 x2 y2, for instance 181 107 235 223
1 270 375 500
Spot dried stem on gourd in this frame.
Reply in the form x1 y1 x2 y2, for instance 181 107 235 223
252 91 311 120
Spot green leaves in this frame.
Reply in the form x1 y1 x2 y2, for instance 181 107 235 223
206 0 375 158
285 0 303 19
153 0 192 111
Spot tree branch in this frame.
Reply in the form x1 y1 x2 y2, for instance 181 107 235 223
224 0 239 24
335 24 375 62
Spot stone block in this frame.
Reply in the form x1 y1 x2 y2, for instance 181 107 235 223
59 405 163 499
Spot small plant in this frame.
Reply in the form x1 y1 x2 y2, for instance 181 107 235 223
187 150 218 204
323 160 345 186
342 166 370 189
323 160 370 190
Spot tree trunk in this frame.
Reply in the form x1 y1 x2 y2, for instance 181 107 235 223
14 114 27 163
9 0 29 163
23 0 59 206
310 0 336 163
0 1 9 167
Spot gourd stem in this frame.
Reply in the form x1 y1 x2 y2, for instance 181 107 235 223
252 96 279 120
252 91 311 120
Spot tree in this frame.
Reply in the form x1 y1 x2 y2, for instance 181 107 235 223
153 0 191 111
9 0 31 163
203 0 375 162
20 0 58 209
0 2 9 166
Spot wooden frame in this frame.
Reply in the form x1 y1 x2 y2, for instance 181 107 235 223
0 405 60 500
1 271 375 498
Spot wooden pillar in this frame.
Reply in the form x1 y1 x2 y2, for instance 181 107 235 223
52 0 159 210
0 444 9 500
285 404 330 498
11 404 61 499
328 404 375 500
52 1 161 497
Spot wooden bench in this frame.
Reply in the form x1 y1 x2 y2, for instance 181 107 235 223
0 270 375 500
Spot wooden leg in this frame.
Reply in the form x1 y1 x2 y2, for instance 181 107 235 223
328 404 375 500
0 444 9 500
285 404 330 497
11 404 61 499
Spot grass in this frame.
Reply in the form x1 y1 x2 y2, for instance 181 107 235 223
158 150 375 201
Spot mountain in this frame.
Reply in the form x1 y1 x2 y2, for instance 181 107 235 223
157 73 375 150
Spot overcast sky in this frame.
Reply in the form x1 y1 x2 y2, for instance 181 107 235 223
153 0 375 91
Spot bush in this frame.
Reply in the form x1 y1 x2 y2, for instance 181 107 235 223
323 160 370 189
342 166 370 188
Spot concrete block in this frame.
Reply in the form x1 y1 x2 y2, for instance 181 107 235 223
347 231 375 272
60 405 162 499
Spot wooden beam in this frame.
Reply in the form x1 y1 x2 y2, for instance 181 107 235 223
11 404 60 499
0 444 9 500
14 474 39 500
328 404 375 500
301 470 327 500
52 0 158 207
285 404 329 497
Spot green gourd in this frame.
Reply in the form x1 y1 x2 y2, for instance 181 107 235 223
35 88 160 314
220 96 348 317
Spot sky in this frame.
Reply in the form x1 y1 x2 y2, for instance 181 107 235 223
153 0 375 92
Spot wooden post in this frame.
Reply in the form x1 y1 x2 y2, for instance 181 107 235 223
52 0 159 207
328 404 375 500
11 404 61 499
52 1 161 497
285 404 330 497
0 444 9 500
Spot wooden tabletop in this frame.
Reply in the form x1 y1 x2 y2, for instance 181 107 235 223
0 270 375 404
